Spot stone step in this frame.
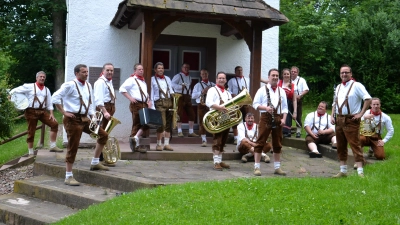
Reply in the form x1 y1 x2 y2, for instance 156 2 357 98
0 193 77 225
13 175 122 210
33 162 164 193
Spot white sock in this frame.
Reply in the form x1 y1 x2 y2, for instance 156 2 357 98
28 148 34 155
213 155 219 164
274 162 281 170
91 157 100 165
134 136 140 146
218 154 222 163
178 128 182 133
157 140 162 145
201 135 207 142
357 167 364 174
261 152 267 157
66 171 73 179
164 138 170 146
189 129 194 133
297 127 301 133
234 136 238 140
50 142 56 148
340 165 348 173
254 163 261 169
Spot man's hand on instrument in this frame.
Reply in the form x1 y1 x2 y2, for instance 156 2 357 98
216 105 228 113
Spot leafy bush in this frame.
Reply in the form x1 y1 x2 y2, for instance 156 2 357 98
0 78 18 141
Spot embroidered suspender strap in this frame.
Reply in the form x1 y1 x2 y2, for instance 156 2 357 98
234 77 242 93
73 81 91 115
337 81 355 115
296 77 300 95
214 86 224 104
134 78 148 103
155 77 170 99
101 79 115 102
32 84 47 109
179 73 190 94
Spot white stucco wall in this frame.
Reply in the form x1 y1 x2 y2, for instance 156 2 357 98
64 0 281 144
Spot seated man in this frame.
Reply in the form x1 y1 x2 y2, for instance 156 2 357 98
237 112 271 163
360 97 394 160
304 101 336 158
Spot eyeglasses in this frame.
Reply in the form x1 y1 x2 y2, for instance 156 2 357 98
340 72 351 75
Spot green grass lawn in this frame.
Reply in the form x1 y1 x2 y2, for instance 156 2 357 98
53 107 400 225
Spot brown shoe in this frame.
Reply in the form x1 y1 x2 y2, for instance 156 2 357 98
163 144 174 151
353 163 357 170
49 146 63 152
188 133 199 137
213 163 223 171
201 141 207 147
219 162 230 169
90 163 109 171
358 173 365 178
241 155 248 163
177 132 184 137
156 144 163 151
274 168 287 176
332 172 347 178
102 162 116 167
64 176 80 186
254 168 261 176
138 145 147 153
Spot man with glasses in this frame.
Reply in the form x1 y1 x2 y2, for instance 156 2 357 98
291 66 309 138
331 64 371 178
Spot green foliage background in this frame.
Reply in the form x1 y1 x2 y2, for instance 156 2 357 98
0 79 18 140
280 0 400 113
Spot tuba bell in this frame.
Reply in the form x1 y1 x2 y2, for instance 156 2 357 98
203 89 252 134
102 117 121 164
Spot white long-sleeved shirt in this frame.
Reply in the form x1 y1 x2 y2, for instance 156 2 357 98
10 83 54 110
292 76 309 96
253 84 288 114
94 76 115 107
119 76 148 102
362 109 394 143
52 79 95 116
304 111 335 134
171 72 192 94
334 80 371 115
205 86 232 109
237 122 258 147
192 80 215 103
150 76 174 109
227 76 250 95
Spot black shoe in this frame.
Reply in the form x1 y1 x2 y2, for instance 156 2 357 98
283 133 291 138
296 132 301 138
309 152 322 158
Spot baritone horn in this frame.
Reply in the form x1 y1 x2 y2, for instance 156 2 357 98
203 89 252 134
169 93 182 129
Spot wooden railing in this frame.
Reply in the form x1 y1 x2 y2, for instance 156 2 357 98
0 121 45 146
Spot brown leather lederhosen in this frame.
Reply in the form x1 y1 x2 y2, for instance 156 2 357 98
254 86 283 154
25 84 58 143
334 81 364 163
154 77 173 133
211 87 230 152
128 78 149 137
63 81 108 164
177 73 195 122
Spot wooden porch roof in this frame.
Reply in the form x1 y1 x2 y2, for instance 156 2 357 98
111 0 289 34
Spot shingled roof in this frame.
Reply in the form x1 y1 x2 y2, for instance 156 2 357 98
111 0 289 31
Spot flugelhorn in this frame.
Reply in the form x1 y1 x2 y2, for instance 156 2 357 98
203 89 252 134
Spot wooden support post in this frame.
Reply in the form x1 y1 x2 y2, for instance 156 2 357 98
249 22 263 121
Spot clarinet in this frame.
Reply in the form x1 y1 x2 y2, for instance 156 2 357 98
266 87 276 129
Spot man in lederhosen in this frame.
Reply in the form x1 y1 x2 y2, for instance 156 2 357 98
10 71 63 155
227 66 250 145
253 68 288 176
331 64 371 178
94 63 117 165
291 66 309 138
191 69 215 147
237 112 271 163
171 63 198 137
119 63 150 153
304 101 337 158
205 72 232 171
52 64 110 186
150 62 175 151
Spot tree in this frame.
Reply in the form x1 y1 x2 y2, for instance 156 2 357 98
0 0 66 92
0 79 18 141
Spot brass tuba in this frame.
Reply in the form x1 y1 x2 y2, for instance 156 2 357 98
169 93 182 129
360 118 377 136
203 89 252 134
102 117 121 164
